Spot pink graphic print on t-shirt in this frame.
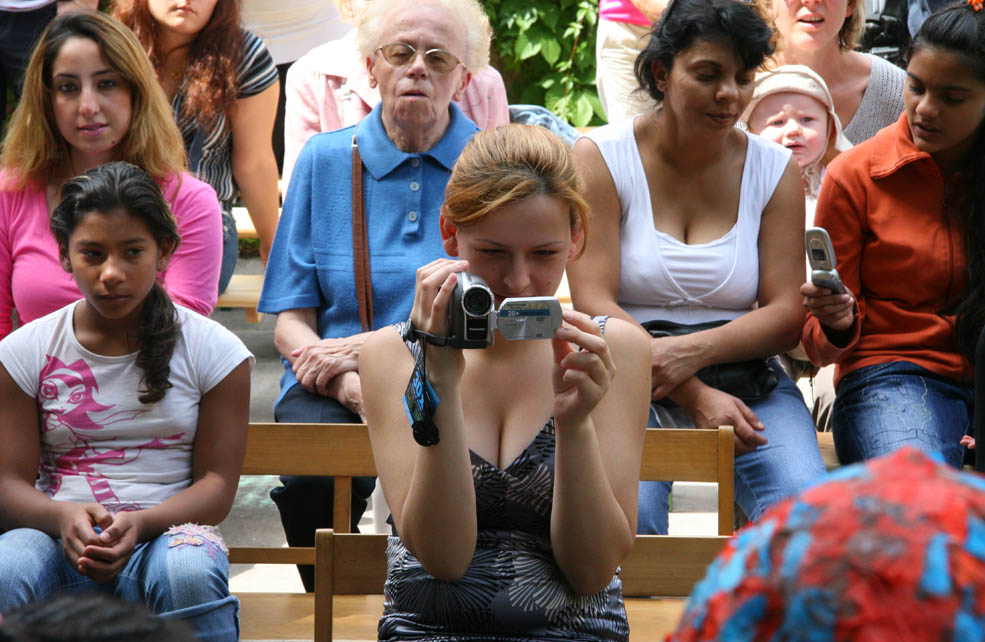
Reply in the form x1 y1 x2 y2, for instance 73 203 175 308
37 355 183 512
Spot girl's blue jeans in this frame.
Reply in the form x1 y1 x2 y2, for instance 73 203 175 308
218 209 238 295
831 360 972 468
638 365 827 534
0 525 238 641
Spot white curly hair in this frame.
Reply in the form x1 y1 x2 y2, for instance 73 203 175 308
355 0 491 73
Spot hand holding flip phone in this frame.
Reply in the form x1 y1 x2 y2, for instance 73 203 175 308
805 227 846 294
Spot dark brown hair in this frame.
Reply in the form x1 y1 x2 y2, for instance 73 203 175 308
112 0 243 129
0 11 185 189
51 161 181 404
911 3 985 361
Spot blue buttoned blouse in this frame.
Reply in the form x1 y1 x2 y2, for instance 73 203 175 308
259 102 478 402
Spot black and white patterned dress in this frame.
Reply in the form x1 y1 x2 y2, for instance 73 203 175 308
379 321 628 641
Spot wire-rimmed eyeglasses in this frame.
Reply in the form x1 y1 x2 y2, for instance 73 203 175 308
375 42 463 73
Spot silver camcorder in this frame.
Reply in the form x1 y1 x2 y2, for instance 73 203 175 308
447 272 562 349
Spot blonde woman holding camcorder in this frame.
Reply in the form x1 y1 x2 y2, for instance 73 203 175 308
359 124 650 641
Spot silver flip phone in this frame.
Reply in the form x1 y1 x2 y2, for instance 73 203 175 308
805 227 846 294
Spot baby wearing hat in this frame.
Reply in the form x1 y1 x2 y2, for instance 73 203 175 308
742 65 852 214
742 66 852 422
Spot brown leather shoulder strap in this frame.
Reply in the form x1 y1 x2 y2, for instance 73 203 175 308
352 135 373 332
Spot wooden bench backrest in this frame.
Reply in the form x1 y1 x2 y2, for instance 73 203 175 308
232 423 734 639
315 426 735 601
639 427 734 536
238 422 377 535
230 422 379 642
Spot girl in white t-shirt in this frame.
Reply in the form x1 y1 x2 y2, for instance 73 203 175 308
0 162 253 641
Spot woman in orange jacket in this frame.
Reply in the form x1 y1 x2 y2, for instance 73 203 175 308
801 1 985 467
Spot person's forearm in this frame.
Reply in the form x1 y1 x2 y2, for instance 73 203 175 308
233 158 280 264
396 382 478 581
274 309 321 363
679 301 805 370
129 472 238 542
551 417 634 595
0 480 72 536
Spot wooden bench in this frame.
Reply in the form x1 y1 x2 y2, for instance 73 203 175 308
219 196 279 322
217 209 265 323
231 178 283 240
232 206 257 240
816 430 838 471
216 273 264 323
247 425 734 641
228 422 377 642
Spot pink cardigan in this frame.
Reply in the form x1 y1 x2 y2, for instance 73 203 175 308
0 172 222 338
283 30 510 188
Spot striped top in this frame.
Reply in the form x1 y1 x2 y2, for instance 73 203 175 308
171 29 278 210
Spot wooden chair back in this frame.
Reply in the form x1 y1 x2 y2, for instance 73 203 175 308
229 422 378 642
231 423 734 639
315 425 736 638
639 427 734 536
621 426 734 597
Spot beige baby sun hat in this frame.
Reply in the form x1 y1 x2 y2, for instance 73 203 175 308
741 64 853 153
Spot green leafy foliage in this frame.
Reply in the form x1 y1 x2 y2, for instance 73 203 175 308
484 0 606 128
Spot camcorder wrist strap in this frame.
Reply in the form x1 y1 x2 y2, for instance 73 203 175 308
402 322 441 446
352 135 373 332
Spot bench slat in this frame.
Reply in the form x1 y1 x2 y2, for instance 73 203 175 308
216 274 263 323
238 593 691 641
229 547 314 565
621 535 729 596
640 428 724 481
232 207 258 239
240 423 377 477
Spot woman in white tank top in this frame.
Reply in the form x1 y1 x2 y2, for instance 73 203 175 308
568 0 825 534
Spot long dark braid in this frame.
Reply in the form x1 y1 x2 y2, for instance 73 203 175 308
909 4 985 361
50 161 181 404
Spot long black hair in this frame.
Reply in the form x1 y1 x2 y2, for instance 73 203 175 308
634 0 774 102
50 161 181 404
909 4 985 361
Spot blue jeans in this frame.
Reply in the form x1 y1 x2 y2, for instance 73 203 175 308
638 366 827 534
218 209 238 295
0 525 238 640
831 360 972 468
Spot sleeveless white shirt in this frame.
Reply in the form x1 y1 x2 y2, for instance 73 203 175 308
586 117 791 325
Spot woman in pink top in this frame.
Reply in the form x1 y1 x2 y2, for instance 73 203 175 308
0 11 222 339
282 0 509 188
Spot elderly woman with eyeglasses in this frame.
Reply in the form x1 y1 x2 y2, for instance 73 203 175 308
280 0 509 192
257 0 485 592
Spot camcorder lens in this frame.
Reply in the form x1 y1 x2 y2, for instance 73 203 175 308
462 287 493 317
